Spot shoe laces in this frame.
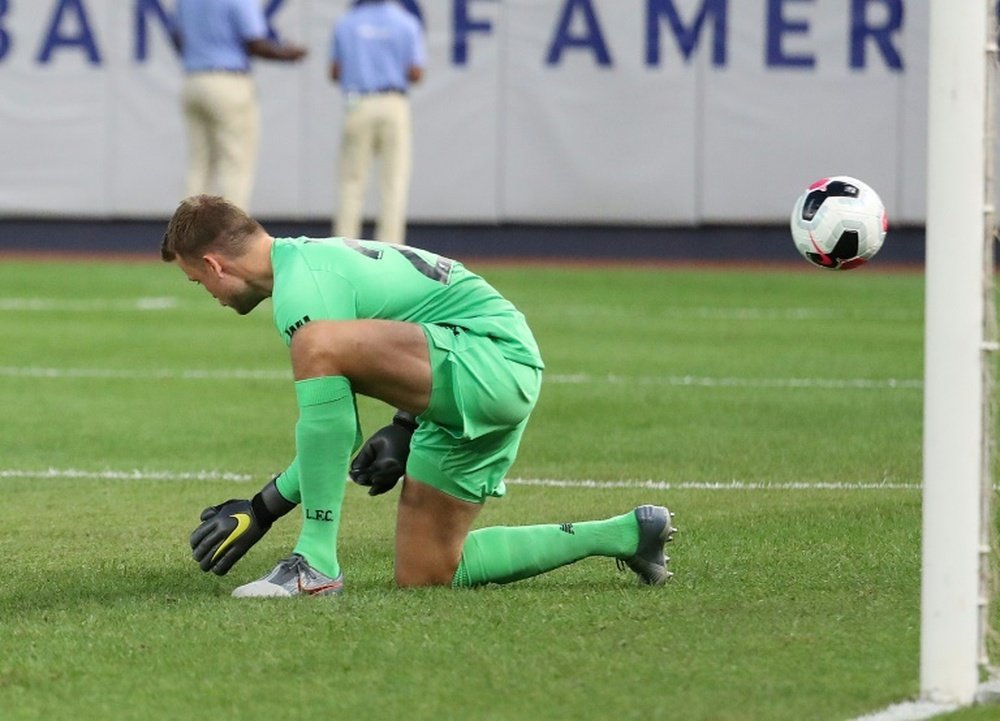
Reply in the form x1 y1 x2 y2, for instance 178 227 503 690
279 554 307 573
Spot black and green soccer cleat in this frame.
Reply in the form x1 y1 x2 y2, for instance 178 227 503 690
617 505 677 586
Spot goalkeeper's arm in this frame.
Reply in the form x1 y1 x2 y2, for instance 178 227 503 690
189 475 296 575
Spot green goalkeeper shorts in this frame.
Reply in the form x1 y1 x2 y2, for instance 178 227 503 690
406 323 542 504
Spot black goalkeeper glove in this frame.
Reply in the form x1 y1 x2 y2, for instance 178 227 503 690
349 410 417 496
189 476 296 576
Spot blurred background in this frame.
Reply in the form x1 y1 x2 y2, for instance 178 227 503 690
0 0 925 261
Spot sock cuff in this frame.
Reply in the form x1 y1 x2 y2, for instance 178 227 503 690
451 532 484 588
451 556 471 588
295 375 351 407
274 458 301 504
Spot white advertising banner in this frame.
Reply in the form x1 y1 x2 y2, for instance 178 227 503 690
0 0 924 223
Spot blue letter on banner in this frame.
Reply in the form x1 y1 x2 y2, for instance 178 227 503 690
766 0 814 68
0 0 10 61
38 0 102 64
399 0 423 25
453 0 492 65
646 0 727 66
547 0 612 66
263 0 284 42
850 0 903 69
135 0 172 61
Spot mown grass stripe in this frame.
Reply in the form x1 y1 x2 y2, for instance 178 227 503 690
0 366 923 389
0 297 920 321
0 468 921 490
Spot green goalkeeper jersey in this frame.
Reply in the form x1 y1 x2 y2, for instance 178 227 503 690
270 237 544 369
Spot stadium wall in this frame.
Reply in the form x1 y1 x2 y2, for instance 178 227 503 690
0 1 927 224
0 218 927 265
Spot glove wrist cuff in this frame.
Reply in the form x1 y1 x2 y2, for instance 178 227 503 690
250 493 277 529
253 477 297 527
392 410 418 432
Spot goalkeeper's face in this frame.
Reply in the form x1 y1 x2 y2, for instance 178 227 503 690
176 255 267 316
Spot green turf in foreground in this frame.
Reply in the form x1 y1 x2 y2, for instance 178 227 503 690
938 706 1000 720
2 480 921 721
0 258 982 720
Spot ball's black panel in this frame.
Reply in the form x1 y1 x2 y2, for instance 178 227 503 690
806 229 860 268
800 180 861 221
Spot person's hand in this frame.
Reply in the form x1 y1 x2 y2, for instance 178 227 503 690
246 39 307 62
350 412 416 496
284 43 307 61
190 498 272 575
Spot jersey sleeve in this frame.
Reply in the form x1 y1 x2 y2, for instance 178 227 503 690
407 16 426 68
271 247 359 346
230 0 268 42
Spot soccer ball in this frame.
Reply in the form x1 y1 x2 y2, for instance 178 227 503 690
789 176 888 270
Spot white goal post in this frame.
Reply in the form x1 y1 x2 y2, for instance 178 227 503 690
921 0 996 705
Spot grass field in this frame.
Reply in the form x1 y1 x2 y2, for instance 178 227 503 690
0 255 987 720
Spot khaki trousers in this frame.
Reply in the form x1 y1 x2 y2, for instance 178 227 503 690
182 72 259 211
334 93 412 244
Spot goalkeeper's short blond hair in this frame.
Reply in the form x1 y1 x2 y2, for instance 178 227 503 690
161 194 262 263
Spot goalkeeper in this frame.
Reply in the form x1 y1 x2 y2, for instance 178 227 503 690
161 195 676 597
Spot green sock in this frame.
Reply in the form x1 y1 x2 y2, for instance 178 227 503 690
451 511 640 587
274 457 301 505
291 376 355 579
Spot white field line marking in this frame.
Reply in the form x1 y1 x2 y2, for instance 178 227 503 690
848 699 959 721
546 373 922 389
540 306 922 322
506 478 921 491
0 468 921 490
0 468 253 482
0 367 291 381
0 297 179 311
652 307 921 322
0 366 923 389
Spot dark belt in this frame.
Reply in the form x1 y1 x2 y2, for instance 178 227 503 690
364 87 406 96
189 68 250 75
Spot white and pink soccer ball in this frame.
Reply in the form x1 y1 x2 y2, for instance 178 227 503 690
790 176 888 270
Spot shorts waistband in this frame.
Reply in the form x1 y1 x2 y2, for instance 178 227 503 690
188 68 250 75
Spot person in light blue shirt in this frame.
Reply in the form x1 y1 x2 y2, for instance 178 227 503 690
330 0 426 244
171 0 307 211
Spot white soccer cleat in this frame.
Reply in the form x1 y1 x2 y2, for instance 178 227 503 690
231 554 344 598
